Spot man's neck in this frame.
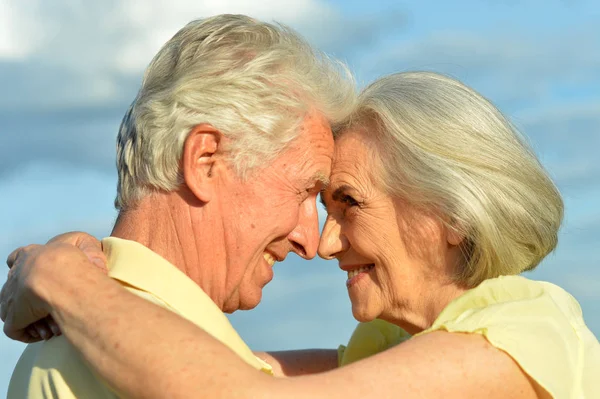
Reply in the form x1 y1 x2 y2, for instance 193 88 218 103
110 192 226 309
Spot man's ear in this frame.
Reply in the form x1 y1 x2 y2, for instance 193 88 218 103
182 124 222 203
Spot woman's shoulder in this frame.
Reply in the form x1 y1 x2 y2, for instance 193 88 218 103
421 275 600 399
422 275 595 363
428 275 580 328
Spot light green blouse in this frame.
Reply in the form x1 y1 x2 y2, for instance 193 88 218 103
338 275 600 398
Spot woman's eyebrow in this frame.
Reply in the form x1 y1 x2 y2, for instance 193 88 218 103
320 184 354 208
331 185 353 202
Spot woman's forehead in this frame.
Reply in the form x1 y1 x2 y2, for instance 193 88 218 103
332 131 378 173
323 154 376 196
327 129 389 197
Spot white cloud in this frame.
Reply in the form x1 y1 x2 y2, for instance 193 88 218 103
1 0 333 71
0 0 45 59
0 0 407 109
0 0 338 108
106 0 336 74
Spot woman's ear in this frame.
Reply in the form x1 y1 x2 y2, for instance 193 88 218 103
446 220 465 247
181 124 222 203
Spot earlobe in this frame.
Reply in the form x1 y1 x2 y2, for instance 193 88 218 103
182 124 221 203
446 224 465 247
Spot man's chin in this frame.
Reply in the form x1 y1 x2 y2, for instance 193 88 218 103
223 290 263 313
238 294 262 311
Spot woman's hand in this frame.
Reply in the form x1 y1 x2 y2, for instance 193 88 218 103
45 232 107 272
1 232 106 342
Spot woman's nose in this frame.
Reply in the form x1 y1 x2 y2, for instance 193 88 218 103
318 216 347 260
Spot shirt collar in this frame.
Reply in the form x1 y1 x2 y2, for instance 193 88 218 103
101 237 272 374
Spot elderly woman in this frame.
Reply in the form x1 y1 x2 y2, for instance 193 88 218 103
2 72 599 398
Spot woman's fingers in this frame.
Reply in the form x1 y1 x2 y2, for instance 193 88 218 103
46 316 62 336
6 245 41 270
47 232 108 273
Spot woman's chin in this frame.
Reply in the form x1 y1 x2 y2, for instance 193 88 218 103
351 302 379 323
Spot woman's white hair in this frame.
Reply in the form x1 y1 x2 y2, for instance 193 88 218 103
115 14 355 210
347 72 563 287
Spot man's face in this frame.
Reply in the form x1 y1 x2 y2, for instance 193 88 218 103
216 110 334 312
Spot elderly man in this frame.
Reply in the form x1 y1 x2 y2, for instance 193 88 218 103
6 14 354 398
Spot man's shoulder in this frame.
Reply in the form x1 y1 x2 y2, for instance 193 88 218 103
8 336 117 399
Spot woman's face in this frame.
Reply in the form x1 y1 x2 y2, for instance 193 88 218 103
318 128 461 326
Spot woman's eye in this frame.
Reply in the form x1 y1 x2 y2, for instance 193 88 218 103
341 195 359 207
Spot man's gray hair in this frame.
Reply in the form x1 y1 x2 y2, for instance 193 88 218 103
115 14 355 210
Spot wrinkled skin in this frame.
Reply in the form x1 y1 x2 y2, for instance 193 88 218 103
2 232 106 341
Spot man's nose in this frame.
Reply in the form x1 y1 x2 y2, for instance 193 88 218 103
318 216 345 260
287 197 321 260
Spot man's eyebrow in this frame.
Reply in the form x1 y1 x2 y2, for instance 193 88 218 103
312 171 330 188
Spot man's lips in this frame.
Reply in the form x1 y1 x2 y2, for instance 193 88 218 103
263 250 285 267
263 252 276 266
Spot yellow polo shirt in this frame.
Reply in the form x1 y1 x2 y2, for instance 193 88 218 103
338 275 600 398
8 237 272 398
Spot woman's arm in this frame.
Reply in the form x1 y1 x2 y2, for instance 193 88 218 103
2 244 538 399
4 232 341 378
6 232 107 341
255 350 339 377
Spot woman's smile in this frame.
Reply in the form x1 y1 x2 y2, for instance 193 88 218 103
341 264 375 287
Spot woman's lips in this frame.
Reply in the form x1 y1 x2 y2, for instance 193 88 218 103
345 264 374 287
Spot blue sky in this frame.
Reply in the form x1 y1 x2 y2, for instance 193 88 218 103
1 0 599 395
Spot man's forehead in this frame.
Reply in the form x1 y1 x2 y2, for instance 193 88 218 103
296 112 334 168
301 111 334 144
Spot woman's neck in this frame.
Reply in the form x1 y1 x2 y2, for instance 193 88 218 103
383 281 468 335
